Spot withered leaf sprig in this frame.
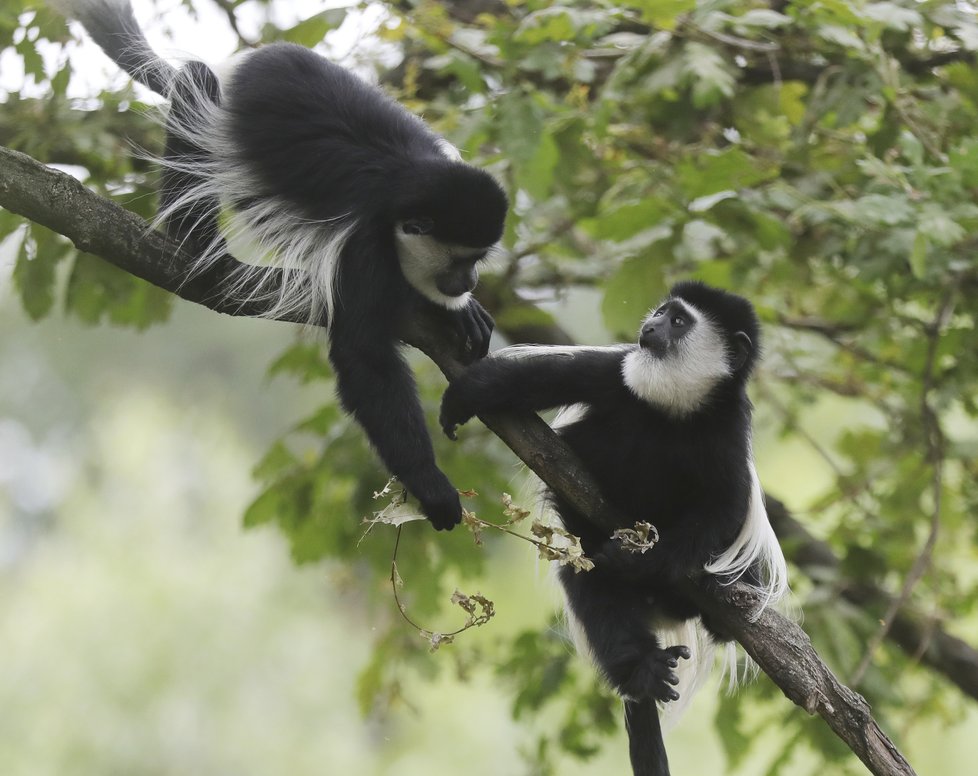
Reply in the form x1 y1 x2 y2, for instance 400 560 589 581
365 487 597 650
611 520 659 554
462 493 595 573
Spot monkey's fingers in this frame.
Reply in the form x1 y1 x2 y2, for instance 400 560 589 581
665 645 692 661
454 300 493 362
471 300 494 358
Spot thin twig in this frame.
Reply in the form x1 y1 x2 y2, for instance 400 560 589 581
389 525 495 650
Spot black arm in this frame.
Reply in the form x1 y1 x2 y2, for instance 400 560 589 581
440 344 633 438
330 249 462 530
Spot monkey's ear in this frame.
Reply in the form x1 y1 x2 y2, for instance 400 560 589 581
731 332 753 371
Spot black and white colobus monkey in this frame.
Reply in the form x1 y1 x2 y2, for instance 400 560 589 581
54 0 509 530
440 282 788 776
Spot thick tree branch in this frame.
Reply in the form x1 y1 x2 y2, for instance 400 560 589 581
682 580 915 776
0 146 300 321
0 144 917 776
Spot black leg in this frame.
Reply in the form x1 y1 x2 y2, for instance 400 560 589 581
558 566 690 703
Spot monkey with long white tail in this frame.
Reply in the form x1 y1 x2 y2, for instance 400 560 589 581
441 281 788 776
53 0 509 530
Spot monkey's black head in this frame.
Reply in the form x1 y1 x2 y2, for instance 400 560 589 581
660 281 759 376
393 161 508 308
396 161 508 247
623 281 760 416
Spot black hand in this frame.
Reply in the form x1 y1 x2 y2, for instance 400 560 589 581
440 381 476 440
415 471 463 530
453 299 494 364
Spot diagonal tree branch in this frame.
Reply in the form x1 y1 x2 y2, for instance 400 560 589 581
0 143 916 776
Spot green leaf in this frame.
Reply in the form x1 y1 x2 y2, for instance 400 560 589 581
65 253 172 329
252 441 299 481
15 36 44 81
243 486 284 528
677 148 779 199
677 219 732 262
838 194 914 226
601 254 668 337
294 405 343 436
280 10 347 47
863 2 922 32
684 43 735 108
520 131 559 200
818 25 865 50
515 7 610 44
494 303 560 333
715 692 751 769
909 230 928 278
582 198 675 241
918 204 966 246
734 9 791 29
950 138 978 187
636 0 696 30
12 223 69 320
497 91 558 199
268 341 333 383
424 51 485 93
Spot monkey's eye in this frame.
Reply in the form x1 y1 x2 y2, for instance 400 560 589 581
402 218 434 236
671 315 686 327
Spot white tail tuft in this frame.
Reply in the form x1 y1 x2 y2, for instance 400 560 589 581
150 57 356 331
704 450 790 616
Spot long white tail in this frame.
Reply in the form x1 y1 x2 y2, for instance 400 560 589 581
660 450 789 723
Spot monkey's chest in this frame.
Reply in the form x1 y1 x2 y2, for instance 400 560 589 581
557 409 745 534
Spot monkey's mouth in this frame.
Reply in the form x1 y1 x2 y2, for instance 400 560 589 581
435 268 478 298
638 331 674 358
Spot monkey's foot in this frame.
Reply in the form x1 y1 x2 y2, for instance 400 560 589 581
623 645 692 703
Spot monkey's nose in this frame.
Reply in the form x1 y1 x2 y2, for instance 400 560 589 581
639 323 668 356
639 325 656 350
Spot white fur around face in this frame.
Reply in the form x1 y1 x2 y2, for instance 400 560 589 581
621 302 732 416
393 230 485 309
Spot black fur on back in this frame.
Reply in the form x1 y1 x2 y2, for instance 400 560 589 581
226 43 506 247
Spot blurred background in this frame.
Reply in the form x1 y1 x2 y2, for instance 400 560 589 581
3 1 978 774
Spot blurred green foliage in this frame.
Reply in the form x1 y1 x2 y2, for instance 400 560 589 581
3 0 978 773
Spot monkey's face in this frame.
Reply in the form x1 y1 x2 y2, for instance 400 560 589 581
623 297 735 416
395 219 489 309
638 300 696 358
